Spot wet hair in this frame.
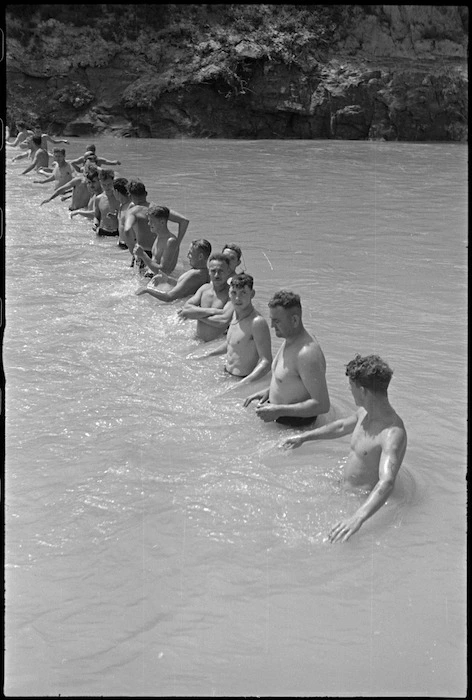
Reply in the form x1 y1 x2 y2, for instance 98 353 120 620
53 147 66 156
208 252 231 268
85 144 96 153
113 177 129 196
32 135 42 146
16 120 26 129
191 239 212 258
127 179 147 197
268 290 301 312
222 243 242 261
148 203 170 220
345 354 393 394
33 124 42 131
98 168 115 180
84 151 98 163
85 163 99 180
230 272 254 290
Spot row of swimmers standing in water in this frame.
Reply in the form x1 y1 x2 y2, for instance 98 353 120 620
7 127 408 543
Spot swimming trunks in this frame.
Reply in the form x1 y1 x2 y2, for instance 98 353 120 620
97 228 119 237
117 241 128 249
131 251 153 270
276 415 317 428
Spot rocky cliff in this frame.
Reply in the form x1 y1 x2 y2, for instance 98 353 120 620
5 4 468 141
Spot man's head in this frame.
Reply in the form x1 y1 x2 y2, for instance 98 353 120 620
345 354 393 401
113 177 129 203
16 120 26 130
98 168 115 193
53 148 66 163
85 144 96 153
188 239 211 268
33 124 42 136
83 151 98 164
207 253 231 289
127 179 147 200
86 167 102 195
268 290 302 338
229 273 255 310
84 162 99 179
222 243 242 273
147 204 170 233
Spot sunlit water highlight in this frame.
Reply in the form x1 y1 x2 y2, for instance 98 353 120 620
4 137 467 697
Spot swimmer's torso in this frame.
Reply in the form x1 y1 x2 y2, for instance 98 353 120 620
269 341 311 405
225 311 259 376
344 408 407 490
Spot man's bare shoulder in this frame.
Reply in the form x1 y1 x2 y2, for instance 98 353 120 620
251 311 269 328
297 333 325 361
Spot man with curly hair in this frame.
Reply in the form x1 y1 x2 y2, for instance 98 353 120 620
283 354 407 543
244 289 330 427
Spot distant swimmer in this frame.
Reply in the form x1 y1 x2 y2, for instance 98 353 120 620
282 354 408 543
177 252 233 342
20 136 49 174
8 120 30 150
70 144 121 172
244 290 330 427
201 273 272 388
133 204 179 275
93 168 120 236
40 162 99 210
124 179 189 269
13 123 68 161
135 238 211 302
33 147 74 190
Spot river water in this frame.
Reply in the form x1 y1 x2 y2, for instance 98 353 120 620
3 137 467 697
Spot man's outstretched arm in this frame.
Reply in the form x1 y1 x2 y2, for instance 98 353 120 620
282 413 358 449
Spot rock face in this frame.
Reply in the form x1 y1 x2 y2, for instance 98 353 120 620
5 5 468 141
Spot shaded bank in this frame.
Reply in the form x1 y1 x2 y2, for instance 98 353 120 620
5 4 468 141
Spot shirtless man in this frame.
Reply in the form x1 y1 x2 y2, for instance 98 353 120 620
70 144 121 172
282 354 408 543
69 171 103 221
13 124 68 162
20 136 49 174
133 204 179 275
33 148 74 190
124 179 189 267
178 253 233 342
7 120 30 149
135 239 211 302
92 168 119 237
111 178 132 249
244 290 330 427
201 273 272 387
40 162 98 210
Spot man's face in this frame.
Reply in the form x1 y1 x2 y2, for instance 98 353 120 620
229 284 253 310
147 215 160 234
208 260 230 289
114 189 126 204
87 177 102 195
222 248 240 273
99 175 114 195
53 151 65 164
187 244 201 267
269 305 294 338
349 379 363 406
